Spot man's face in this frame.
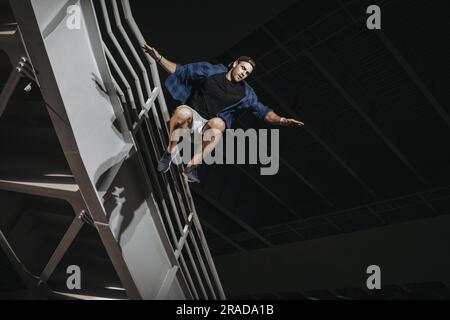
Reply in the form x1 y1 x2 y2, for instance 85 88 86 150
231 61 254 82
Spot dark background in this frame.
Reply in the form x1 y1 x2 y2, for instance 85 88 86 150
138 0 450 299
1 0 450 300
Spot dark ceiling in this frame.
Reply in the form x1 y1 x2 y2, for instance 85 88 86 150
1 0 450 299
131 0 298 62
185 0 450 256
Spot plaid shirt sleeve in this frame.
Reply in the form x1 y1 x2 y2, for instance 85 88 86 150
247 86 273 121
253 101 273 121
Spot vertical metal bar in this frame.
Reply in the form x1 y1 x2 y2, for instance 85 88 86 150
101 2 187 247
187 230 217 299
121 0 170 123
174 213 194 259
156 266 179 299
95 224 141 299
179 252 199 299
110 69 201 299
40 212 84 283
120 0 200 233
183 236 208 299
110 61 202 303
161 184 210 299
109 71 179 248
110 0 165 135
100 0 145 106
116 0 227 299
104 45 189 297
132 88 159 134
182 175 227 298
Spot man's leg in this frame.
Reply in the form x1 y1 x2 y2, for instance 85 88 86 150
167 105 193 153
158 105 192 172
184 117 225 182
187 117 226 166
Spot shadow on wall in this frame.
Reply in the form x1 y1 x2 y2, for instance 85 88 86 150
96 151 159 246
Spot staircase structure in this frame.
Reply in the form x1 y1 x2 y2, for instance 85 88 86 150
0 0 225 300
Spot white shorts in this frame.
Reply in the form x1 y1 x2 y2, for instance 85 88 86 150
185 105 208 135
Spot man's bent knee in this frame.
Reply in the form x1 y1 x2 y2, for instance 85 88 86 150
173 105 193 122
203 118 225 144
172 106 193 129
207 117 226 132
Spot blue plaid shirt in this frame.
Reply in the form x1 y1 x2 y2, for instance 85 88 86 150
164 62 272 128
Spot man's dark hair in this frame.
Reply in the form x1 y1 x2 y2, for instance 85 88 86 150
228 56 256 70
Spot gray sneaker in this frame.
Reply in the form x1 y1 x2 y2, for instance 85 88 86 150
183 165 200 183
157 151 173 173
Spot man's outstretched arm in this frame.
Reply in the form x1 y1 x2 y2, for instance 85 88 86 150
265 111 304 127
143 44 176 74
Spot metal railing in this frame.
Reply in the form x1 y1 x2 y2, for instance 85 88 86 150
95 0 225 300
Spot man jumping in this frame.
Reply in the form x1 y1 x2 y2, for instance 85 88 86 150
143 44 304 183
